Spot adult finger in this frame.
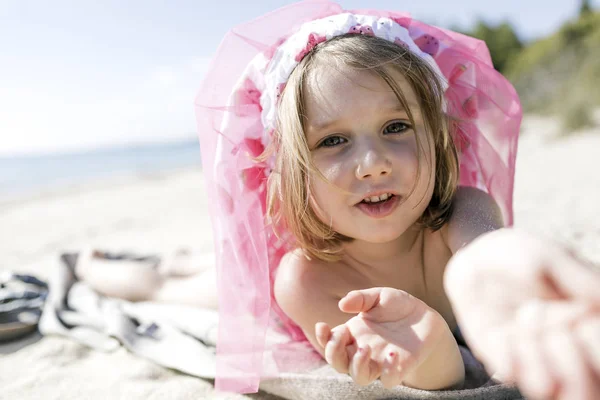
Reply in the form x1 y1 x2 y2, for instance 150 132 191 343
546 248 600 304
576 316 600 376
513 333 557 400
543 329 599 400
515 299 594 335
325 325 353 374
473 327 518 384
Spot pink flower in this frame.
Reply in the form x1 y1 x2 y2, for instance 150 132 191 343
414 34 440 57
449 64 467 84
390 16 411 29
235 77 262 117
463 95 479 119
243 137 265 158
348 24 374 36
451 122 471 153
295 33 327 62
359 26 374 36
241 166 266 191
349 25 361 34
276 82 287 101
394 38 409 50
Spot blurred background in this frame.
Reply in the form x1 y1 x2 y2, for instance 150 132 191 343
1 0 599 199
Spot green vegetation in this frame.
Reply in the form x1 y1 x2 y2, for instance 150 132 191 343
562 100 595 132
469 21 523 74
458 2 600 132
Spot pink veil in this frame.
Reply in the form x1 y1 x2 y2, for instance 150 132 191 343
194 0 521 393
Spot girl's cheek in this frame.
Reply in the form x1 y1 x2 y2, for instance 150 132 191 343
320 164 345 183
307 181 333 223
312 157 346 183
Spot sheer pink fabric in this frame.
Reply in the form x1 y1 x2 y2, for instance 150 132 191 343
194 0 521 393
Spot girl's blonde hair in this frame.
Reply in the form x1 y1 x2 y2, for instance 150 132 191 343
265 34 459 261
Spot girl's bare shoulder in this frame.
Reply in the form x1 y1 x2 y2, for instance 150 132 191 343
274 249 359 340
275 249 347 298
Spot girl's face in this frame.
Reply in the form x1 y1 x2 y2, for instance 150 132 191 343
303 65 436 243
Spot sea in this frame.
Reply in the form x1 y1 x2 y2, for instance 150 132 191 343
0 139 202 200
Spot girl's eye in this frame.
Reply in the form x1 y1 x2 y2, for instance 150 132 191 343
319 136 347 147
384 121 410 134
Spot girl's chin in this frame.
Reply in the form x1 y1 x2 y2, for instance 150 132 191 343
360 234 405 244
343 229 409 244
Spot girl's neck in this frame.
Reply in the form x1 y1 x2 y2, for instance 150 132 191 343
341 224 424 273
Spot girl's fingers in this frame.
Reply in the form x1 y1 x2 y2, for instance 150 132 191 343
339 288 382 314
349 344 378 386
340 288 416 322
379 351 403 389
315 322 332 350
480 328 518 384
325 326 353 374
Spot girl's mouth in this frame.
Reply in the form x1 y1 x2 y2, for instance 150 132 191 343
356 194 400 218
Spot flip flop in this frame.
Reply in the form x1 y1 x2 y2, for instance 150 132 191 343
0 272 48 342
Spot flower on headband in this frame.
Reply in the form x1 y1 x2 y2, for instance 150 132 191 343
394 37 409 50
390 16 411 29
295 32 327 62
276 82 287 102
414 34 440 56
348 24 374 36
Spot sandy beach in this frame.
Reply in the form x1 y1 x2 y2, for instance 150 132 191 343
1 114 600 399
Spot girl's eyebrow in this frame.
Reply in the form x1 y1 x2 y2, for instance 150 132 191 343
310 118 337 133
308 102 417 133
390 101 419 113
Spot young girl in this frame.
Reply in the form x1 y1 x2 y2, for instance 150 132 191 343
194 0 520 394
75 2 600 397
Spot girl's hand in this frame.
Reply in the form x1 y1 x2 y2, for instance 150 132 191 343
314 287 464 389
445 229 600 400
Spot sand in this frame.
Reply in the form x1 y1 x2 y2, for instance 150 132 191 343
1 113 599 399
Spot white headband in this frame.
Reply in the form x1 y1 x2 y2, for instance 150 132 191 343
259 13 449 133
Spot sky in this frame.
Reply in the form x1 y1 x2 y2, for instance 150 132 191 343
1 0 598 156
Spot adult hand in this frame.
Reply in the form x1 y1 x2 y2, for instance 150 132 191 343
445 229 600 400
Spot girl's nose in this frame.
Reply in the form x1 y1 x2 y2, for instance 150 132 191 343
355 148 392 180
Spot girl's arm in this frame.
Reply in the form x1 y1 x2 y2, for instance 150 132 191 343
274 250 353 357
275 252 465 390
